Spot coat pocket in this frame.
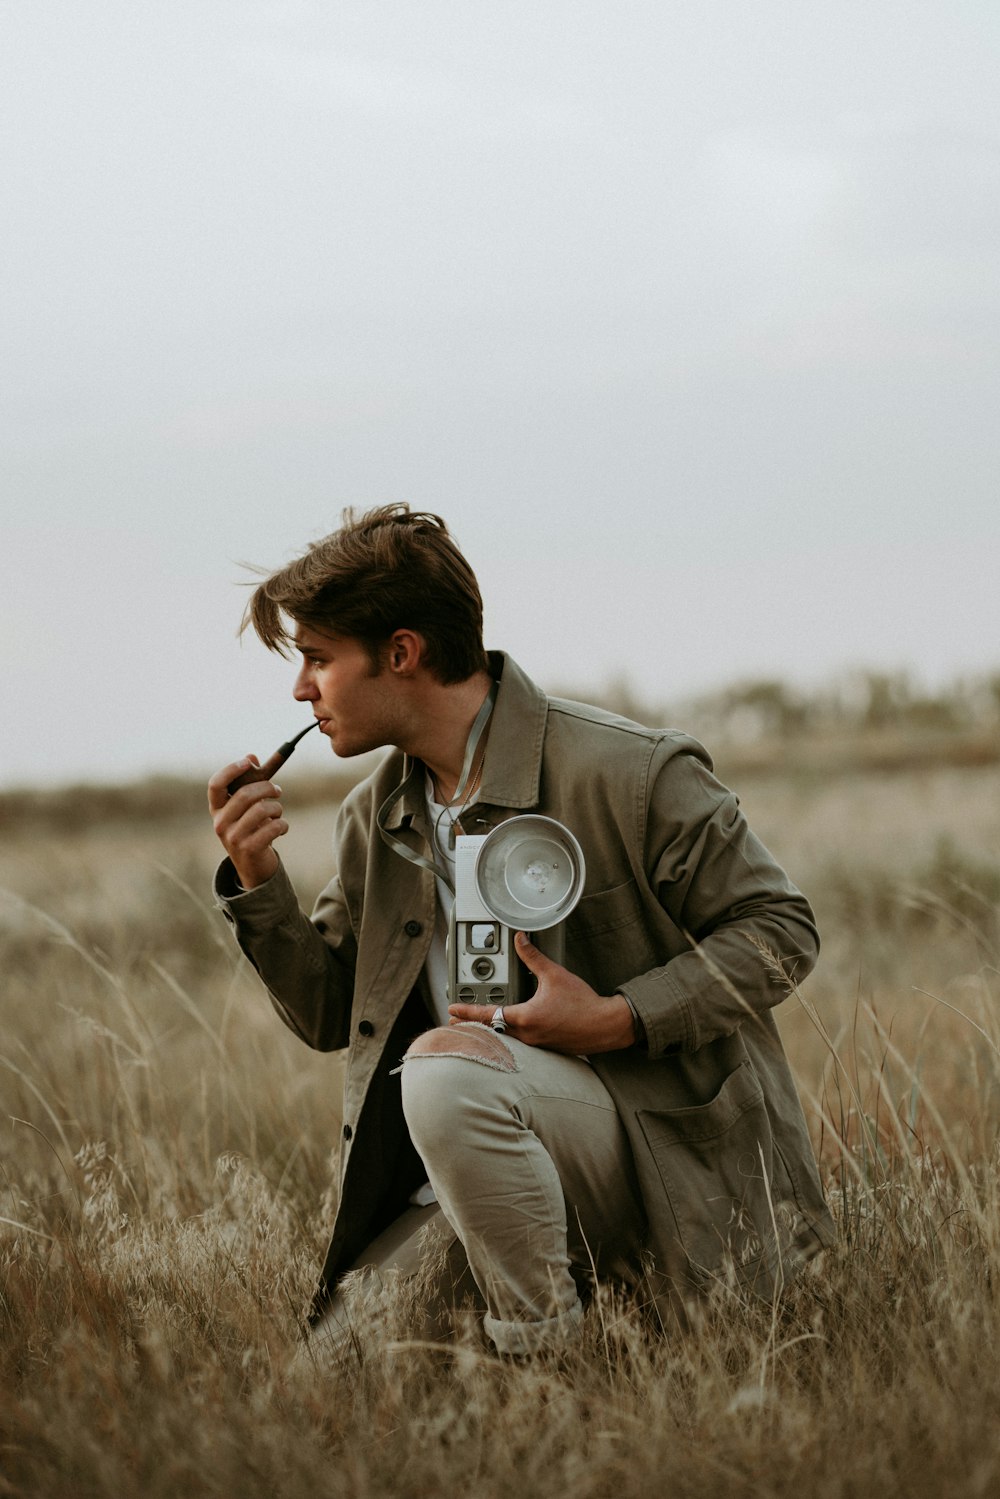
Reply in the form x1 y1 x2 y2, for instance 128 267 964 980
566 878 659 994
637 1061 776 1291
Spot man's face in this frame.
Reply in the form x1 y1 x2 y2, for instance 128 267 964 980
292 626 401 758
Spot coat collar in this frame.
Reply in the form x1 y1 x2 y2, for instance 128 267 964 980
381 652 548 832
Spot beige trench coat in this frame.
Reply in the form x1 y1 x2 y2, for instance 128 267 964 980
216 653 835 1319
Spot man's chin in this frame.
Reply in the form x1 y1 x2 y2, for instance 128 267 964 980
328 732 377 759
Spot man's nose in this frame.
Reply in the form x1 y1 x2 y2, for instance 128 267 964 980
292 668 317 701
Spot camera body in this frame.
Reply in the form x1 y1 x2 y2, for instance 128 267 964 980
448 836 530 1007
446 816 586 1008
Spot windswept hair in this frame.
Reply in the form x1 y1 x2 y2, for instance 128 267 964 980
242 504 488 684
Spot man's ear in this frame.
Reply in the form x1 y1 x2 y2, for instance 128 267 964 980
386 628 424 675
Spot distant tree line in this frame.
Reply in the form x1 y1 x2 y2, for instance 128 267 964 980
575 668 1000 745
2 668 997 832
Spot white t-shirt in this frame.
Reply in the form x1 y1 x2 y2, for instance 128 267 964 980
422 778 458 1027
409 778 462 1206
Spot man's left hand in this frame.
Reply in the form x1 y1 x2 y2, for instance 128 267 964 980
447 931 637 1054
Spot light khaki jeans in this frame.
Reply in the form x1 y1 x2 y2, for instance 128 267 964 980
309 1022 647 1359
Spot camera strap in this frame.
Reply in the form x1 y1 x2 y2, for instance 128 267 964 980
375 679 498 893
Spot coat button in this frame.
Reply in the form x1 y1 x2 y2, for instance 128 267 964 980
404 920 423 937
358 1020 374 1037
342 1124 353 1141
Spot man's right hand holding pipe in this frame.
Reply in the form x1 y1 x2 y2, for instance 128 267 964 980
207 756 288 890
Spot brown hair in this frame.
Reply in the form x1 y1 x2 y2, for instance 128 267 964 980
242 504 488 684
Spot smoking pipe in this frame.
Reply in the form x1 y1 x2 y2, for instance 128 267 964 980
226 720 320 795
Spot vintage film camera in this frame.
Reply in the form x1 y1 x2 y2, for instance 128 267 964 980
447 815 586 1007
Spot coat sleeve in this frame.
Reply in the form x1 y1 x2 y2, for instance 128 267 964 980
213 829 359 1054
616 740 820 1059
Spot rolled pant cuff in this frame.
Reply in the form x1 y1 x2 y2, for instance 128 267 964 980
483 1297 584 1357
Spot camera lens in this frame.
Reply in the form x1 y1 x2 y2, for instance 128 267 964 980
471 957 495 980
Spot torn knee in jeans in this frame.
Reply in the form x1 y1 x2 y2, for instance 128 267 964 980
404 1023 519 1073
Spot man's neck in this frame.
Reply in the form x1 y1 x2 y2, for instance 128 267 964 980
404 669 494 805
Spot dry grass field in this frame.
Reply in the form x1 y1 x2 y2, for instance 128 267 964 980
2 748 1000 1497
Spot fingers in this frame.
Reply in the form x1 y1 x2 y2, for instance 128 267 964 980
447 1003 524 1042
228 791 286 840
208 769 288 889
521 929 566 977
514 931 556 974
224 790 286 840
447 1004 488 1025
207 755 259 812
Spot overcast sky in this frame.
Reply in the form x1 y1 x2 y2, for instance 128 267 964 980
3 2 998 788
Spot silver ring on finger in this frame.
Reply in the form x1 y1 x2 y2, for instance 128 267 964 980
490 1006 507 1033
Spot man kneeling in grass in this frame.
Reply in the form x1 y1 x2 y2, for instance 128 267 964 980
208 504 834 1358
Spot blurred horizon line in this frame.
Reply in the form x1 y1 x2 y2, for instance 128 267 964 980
3 660 998 799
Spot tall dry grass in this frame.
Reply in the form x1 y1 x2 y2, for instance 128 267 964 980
2 760 1000 1496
